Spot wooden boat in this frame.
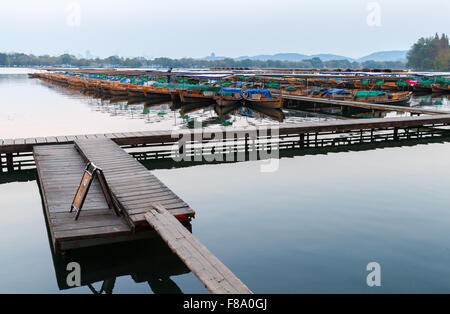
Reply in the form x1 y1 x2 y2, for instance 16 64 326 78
352 90 412 105
142 85 171 97
431 84 450 93
413 83 432 93
99 83 113 95
127 85 145 97
215 95 242 107
381 82 400 90
109 83 128 96
353 80 376 89
179 90 216 103
214 88 243 107
243 89 283 108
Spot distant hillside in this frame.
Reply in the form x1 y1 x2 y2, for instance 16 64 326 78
357 50 408 62
235 53 309 62
310 54 354 62
202 51 406 62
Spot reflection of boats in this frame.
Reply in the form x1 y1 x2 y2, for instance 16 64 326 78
180 102 213 115
243 89 283 108
144 98 172 107
52 238 190 294
247 104 285 122
127 97 147 105
214 104 238 118
108 95 128 103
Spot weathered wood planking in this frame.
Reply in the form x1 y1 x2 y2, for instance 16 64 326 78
67 138 248 293
280 94 444 115
74 138 195 227
144 203 252 294
34 144 157 251
4 114 450 154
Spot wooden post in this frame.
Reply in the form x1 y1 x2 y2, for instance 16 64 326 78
299 133 305 148
244 134 248 153
393 127 399 140
6 153 13 172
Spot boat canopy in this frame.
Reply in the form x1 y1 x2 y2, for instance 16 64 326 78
354 91 385 99
220 88 243 96
418 80 433 86
244 89 272 100
265 82 281 89
152 82 221 93
321 89 350 96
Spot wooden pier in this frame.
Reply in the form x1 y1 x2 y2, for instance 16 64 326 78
33 137 251 294
3 114 450 173
280 94 445 115
4 114 450 294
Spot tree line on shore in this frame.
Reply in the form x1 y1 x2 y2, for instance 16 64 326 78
0 33 448 71
0 53 406 70
407 33 450 71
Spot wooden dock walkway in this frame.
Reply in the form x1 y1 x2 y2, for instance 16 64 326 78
74 138 194 227
4 114 450 156
3 114 450 173
34 144 134 251
35 138 251 294
145 204 252 294
280 94 446 115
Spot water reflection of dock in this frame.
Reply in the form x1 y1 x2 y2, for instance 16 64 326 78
52 238 190 294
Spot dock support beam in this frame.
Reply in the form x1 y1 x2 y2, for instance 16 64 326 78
299 133 305 148
6 153 13 172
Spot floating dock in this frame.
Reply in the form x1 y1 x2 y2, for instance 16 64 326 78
33 137 251 294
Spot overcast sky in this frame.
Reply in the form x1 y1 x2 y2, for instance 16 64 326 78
0 0 448 59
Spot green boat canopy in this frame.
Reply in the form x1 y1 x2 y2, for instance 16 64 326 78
354 91 385 99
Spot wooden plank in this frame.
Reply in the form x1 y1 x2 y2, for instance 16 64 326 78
145 204 252 294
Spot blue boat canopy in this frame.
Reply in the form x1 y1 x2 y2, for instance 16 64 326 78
321 89 351 96
244 89 272 100
220 88 243 96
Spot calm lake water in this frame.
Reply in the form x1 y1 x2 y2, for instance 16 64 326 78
1 69 450 293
